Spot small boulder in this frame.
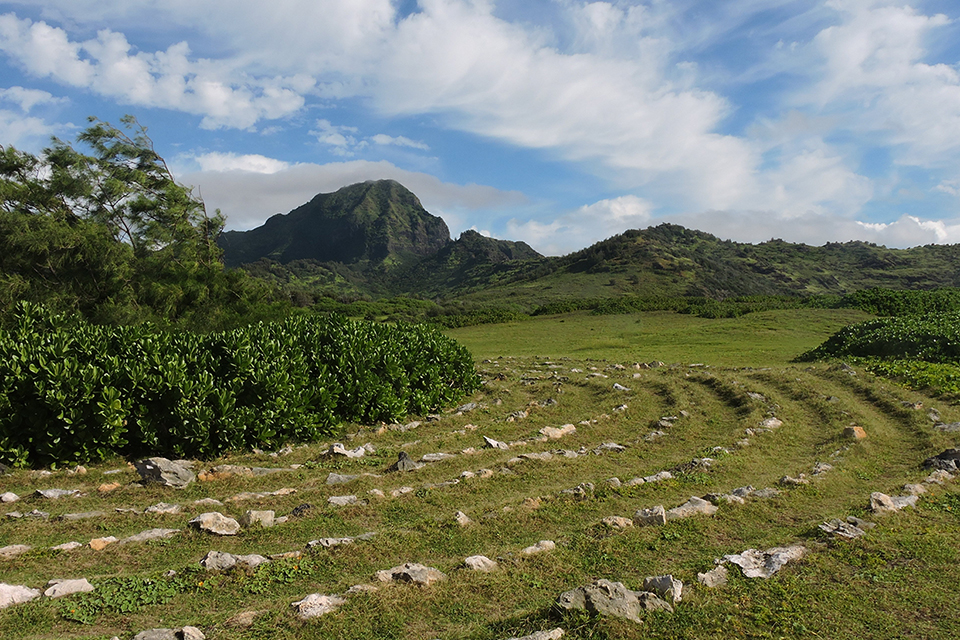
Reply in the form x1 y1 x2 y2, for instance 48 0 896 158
725 545 806 578
844 426 867 440
0 545 31 560
540 424 576 439
697 565 728 588
642 575 682 603
483 436 510 450
35 488 80 500
327 495 358 507
0 492 18 503
557 579 672 623
240 510 275 528
602 516 633 530
455 511 473 527
326 472 359 485
189 512 241 536
520 540 556 556
292 593 346 620
0 583 41 609
665 496 718 521
634 505 667 527
89 536 118 551
43 578 95 599
375 562 446 586
134 457 195 488
388 451 423 472
507 629 565 640
464 555 498 572
119 529 180 545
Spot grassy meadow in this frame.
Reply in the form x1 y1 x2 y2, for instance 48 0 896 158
0 308 958 639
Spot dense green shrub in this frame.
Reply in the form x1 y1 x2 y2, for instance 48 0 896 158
798 313 960 363
0 303 479 467
842 287 960 316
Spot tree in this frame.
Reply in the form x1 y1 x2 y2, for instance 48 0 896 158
0 116 285 329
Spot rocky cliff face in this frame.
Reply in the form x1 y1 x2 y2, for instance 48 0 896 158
219 180 451 269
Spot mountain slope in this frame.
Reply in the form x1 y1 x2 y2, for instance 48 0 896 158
218 180 451 270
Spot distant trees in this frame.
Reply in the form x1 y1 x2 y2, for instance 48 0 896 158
0 116 286 329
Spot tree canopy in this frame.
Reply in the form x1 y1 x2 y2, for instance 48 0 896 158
0 116 288 329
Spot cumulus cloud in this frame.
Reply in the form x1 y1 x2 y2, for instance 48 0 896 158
0 86 65 112
507 195 653 255
0 108 58 147
176 155 527 231
0 13 309 129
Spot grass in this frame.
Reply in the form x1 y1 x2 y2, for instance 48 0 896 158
1 308 958 639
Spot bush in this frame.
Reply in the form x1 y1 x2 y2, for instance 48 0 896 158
0 303 479 467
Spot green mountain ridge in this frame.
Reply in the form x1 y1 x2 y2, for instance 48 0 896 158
221 180 960 305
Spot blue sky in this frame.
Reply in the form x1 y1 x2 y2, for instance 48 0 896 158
2 1 960 255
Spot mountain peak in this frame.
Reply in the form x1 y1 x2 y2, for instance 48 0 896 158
219 180 450 268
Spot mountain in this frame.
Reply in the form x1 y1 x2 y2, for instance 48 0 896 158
218 180 451 270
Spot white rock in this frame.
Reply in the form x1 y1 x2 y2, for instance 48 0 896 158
144 502 181 514
44 578 94 599
189 512 241 535
0 583 41 609
634 505 667 527
507 629 565 640
421 452 456 462
0 545 31 560
0 492 18 503
540 424 576 439
292 593 346 619
455 511 472 526
240 510 275 528
520 540 556 556
725 545 807 579
643 574 683 603
665 496 718 520
50 541 83 552
328 495 358 507
464 555 498 572
697 565 729 588
119 529 181 544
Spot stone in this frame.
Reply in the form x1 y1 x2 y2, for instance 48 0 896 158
50 541 83 551
519 452 553 462
456 402 479 413
520 540 556 556
812 462 834 475
0 544 31 560
642 575 682 603
760 417 783 429
634 505 667 527
602 516 633 529
306 537 354 549
189 512 241 535
194 498 224 506
0 492 18 503
697 565 729 588
507 630 565 640
779 475 809 486
119 528 181 544
292 593 346 619
35 488 80 499
844 426 867 440
540 424 576 439
327 442 366 458
0 583 41 609
328 495 358 507
557 579 672 623
44 578 94 598
59 511 107 521
903 483 927 496
613 383 631 391
483 436 510 450
870 491 917 513
465 555 498 572
326 473 360 485
731 485 755 498
89 536 118 550
134 457 195 488
240 510 275 528
200 550 268 571
725 545 807 578
559 483 594 500
925 469 955 484
391 486 415 497
924 448 960 472
819 519 867 539
132 629 204 640
389 451 423 472
605 477 622 488
665 496 718 521
421 452 456 462
934 422 960 432
455 511 473 526
643 471 673 483
375 562 447 586
145 502 181 515
751 488 781 499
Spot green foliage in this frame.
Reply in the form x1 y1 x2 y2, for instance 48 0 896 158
843 287 960 316
59 571 200 624
0 116 290 331
861 360 960 395
0 302 480 467
799 313 960 363
428 307 529 328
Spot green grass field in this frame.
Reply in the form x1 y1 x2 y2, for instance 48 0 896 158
0 308 958 639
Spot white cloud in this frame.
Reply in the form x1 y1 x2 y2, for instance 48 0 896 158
176 156 526 231
0 108 58 147
371 133 429 150
0 86 65 112
507 195 653 255
190 152 291 174
0 13 309 129
310 119 365 155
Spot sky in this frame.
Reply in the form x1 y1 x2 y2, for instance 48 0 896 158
2 0 960 256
